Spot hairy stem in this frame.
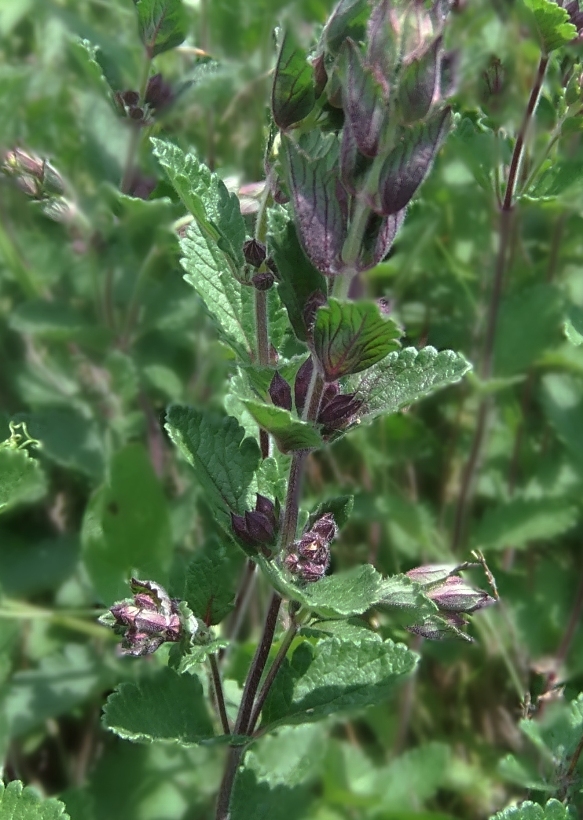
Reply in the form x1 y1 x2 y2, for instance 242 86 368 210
209 654 231 735
248 621 298 735
451 54 549 552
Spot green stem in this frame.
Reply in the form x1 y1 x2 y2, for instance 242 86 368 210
121 244 159 346
340 198 370 270
120 52 152 194
248 621 298 734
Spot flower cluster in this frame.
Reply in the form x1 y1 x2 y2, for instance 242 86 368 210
114 73 174 126
405 564 496 640
99 578 185 657
271 0 455 277
284 513 337 582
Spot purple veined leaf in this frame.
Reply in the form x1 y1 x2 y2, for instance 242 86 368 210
322 0 370 56
356 208 406 271
377 106 451 216
366 0 398 97
135 0 188 59
272 30 316 130
339 38 388 158
398 35 442 123
281 135 347 276
312 298 401 381
269 371 293 411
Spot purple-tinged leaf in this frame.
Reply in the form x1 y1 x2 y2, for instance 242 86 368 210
313 298 401 381
398 36 442 123
339 39 388 158
135 0 188 58
356 209 406 271
322 0 369 55
281 135 347 276
272 31 316 129
377 106 451 215
269 371 293 411
366 0 397 96
294 357 313 415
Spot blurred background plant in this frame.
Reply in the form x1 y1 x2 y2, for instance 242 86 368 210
1 0 583 818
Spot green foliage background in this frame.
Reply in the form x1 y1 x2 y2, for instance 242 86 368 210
1 0 583 818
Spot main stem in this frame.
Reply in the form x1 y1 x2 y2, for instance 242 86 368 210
451 54 548 552
214 360 324 819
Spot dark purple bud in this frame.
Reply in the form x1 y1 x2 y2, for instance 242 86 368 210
266 257 279 277
318 392 362 427
358 209 406 271
129 107 145 121
309 512 337 543
294 357 313 414
269 371 293 411
231 511 256 546
120 89 140 106
252 272 275 291
145 73 174 112
126 171 157 200
340 38 388 158
122 633 166 656
245 510 275 544
377 297 393 315
427 576 496 614
255 494 278 529
243 238 267 268
377 107 451 216
296 536 330 563
300 560 329 582
398 36 442 123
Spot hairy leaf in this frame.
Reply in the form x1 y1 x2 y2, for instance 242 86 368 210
313 298 401 380
307 495 354 531
165 405 261 529
0 445 46 514
261 637 417 730
0 781 70 820
346 346 471 422
230 769 313 820
490 798 576 820
184 539 238 625
103 668 215 745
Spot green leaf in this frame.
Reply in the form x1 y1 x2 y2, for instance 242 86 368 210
261 637 417 730
474 498 578 551
135 0 188 57
542 373 583 472
345 346 471 423
180 219 255 358
152 139 245 268
81 443 172 604
490 798 576 820
165 405 261 530
522 0 577 53
0 444 47 514
564 304 583 346
245 724 326 787
184 539 238 625
169 637 229 674
313 299 401 381
267 207 327 342
308 495 354 531
271 31 315 129
230 769 313 820
103 668 215 745
0 781 70 820
243 400 323 453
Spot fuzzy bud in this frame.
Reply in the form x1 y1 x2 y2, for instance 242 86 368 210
231 495 280 550
269 371 293 411
243 238 267 268
251 272 275 291
145 73 174 112
284 513 336 583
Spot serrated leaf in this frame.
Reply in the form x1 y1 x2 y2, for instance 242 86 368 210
281 136 346 276
169 638 229 674
0 445 47 514
180 220 255 358
0 781 70 820
258 560 389 618
165 405 261 530
267 208 327 342
184 539 238 625
272 31 315 129
152 139 245 268
135 0 188 57
523 0 577 53
313 298 401 380
490 798 575 820
245 724 326 787
474 498 578 551
261 637 417 730
103 667 215 745
81 443 171 604
243 400 323 453
346 346 471 422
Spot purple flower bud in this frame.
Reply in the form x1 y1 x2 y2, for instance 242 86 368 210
318 392 362 428
245 510 275 545
398 35 442 123
340 38 388 158
294 357 313 415
231 512 256 546
252 272 275 291
427 576 496 614
243 238 267 268
145 73 174 112
308 511 338 543
120 89 140 106
300 560 329 582
256 493 278 527
231 496 280 549
129 106 146 122
269 371 293 411
407 612 470 641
